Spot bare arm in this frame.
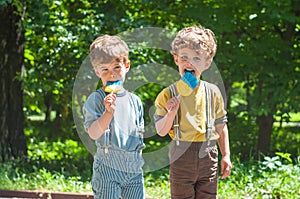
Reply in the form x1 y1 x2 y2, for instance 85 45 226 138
155 111 177 137
87 111 114 140
87 93 116 140
155 95 181 137
216 123 232 179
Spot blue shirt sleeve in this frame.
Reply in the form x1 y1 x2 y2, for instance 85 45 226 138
82 90 106 132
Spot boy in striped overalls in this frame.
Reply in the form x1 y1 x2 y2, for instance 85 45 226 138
83 35 145 199
154 25 232 199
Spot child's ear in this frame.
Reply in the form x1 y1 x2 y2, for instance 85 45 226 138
204 58 212 69
173 54 179 65
94 67 102 78
125 61 130 72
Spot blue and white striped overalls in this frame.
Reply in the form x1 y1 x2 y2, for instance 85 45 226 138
83 89 145 199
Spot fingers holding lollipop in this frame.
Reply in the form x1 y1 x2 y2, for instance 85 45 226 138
103 80 123 113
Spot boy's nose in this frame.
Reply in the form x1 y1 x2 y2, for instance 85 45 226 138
186 59 194 66
109 70 116 77
187 58 200 67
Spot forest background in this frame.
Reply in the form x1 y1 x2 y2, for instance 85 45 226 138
0 0 299 198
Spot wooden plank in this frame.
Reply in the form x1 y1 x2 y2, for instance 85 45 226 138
0 190 93 199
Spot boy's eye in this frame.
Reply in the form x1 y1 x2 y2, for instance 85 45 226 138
193 57 201 62
98 68 108 73
180 56 188 61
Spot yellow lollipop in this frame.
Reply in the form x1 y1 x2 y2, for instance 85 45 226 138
104 80 123 93
175 71 199 96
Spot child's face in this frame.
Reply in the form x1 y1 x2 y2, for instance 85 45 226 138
94 59 130 86
173 48 211 79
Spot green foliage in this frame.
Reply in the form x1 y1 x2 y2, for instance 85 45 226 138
262 156 283 171
219 154 300 199
0 161 91 192
19 123 92 180
0 124 92 191
0 0 12 6
4 0 299 176
27 139 87 161
19 0 299 157
227 115 259 160
4 118 300 197
2 153 299 198
275 152 293 163
1 2 300 197
271 126 300 158
144 167 170 199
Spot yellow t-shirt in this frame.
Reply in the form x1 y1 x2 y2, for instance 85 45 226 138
154 81 227 142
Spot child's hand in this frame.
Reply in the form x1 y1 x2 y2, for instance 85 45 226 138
166 95 181 112
104 93 116 113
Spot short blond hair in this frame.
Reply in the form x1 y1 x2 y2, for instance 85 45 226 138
171 25 217 59
89 35 129 67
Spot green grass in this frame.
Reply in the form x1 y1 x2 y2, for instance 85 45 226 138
218 155 300 199
1 119 299 198
1 155 299 198
144 167 170 199
0 164 91 193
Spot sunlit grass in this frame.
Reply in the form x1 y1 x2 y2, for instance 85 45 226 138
1 155 299 199
0 164 92 193
289 112 300 121
1 115 298 198
274 112 300 124
27 111 56 121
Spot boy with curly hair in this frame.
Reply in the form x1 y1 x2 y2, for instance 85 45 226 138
154 25 232 199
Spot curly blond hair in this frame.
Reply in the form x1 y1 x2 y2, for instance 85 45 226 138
171 25 217 59
89 35 129 68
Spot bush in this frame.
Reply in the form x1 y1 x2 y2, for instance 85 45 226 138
1 119 295 198
218 154 300 199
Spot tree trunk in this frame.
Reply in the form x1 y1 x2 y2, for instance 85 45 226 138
0 3 27 161
257 113 274 156
44 92 52 122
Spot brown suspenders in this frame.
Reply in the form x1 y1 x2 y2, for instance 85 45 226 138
169 81 213 145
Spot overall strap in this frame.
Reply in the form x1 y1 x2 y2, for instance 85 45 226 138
96 89 111 153
169 83 180 145
97 90 144 155
204 82 214 145
169 82 214 145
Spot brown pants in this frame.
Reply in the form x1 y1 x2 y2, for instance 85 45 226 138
169 141 218 199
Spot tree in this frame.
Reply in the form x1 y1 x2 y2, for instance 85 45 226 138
23 0 101 135
231 0 300 155
166 0 300 155
2 0 298 161
0 1 27 161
